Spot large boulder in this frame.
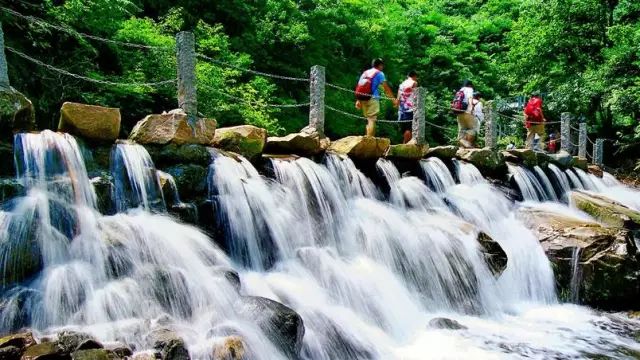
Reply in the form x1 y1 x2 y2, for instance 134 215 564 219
385 143 429 160
130 110 217 146
507 149 537 167
58 102 121 142
570 191 640 229
21 342 65 360
456 148 504 173
0 332 36 350
265 127 329 156
548 150 573 168
425 145 458 159
477 232 507 276
519 206 640 308
55 331 101 354
147 328 189 360
235 296 304 358
328 136 390 160
213 125 267 159
0 88 35 138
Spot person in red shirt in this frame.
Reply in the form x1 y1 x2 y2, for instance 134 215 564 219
524 92 546 151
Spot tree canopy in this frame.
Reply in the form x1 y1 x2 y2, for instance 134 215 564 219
2 0 639 152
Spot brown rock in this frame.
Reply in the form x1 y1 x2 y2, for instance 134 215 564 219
588 164 603 178
58 102 121 142
130 110 217 146
328 136 390 160
212 336 245 360
213 125 267 159
265 132 326 156
570 190 640 229
385 143 429 160
425 145 458 159
0 332 36 350
21 342 63 360
572 156 588 170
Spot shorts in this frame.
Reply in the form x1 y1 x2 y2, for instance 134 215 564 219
457 112 476 138
398 111 413 132
361 99 380 118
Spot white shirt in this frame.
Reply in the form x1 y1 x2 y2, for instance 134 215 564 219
473 99 484 123
460 86 474 113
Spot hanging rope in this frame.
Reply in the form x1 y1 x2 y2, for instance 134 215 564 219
196 53 309 82
6 46 176 88
1 7 172 51
325 82 397 102
325 105 412 123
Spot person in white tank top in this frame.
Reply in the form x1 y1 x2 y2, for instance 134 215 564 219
397 70 418 143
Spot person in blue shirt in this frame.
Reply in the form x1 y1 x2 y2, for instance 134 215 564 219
355 59 398 136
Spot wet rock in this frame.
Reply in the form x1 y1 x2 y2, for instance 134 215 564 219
102 342 132 358
425 145 458 159
90 175 114 215
235 296 304 358
535 151 551 167
500 151 520 164
456 148 504 174
0 178 24 204
0 141 14 177
507 149 537 167
21 342 64 360
169 203 198 225
477 232 507 276
147 268 193 318
265 128 329 156
570 190 640 229
164 164 207 199
0 345 21 360
0 332 36 350
384 143 429 160
428 317 468 330
58 102 121 142
212 336 245 360
0 216 43 285
572 156 588 170
213 125 267 159
147 144 212 168
519 206 640 309
131 352 157 360
55 331 100 354
328 136 390 160
548 150 573 168
211 266 241 292
130 110 217 146
588 164 603 178
0 88 35 138
70 349 109 360
147 328 189 360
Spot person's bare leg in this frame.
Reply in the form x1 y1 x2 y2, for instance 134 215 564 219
366 117 376 137
525 128 535 150
403 130 412 144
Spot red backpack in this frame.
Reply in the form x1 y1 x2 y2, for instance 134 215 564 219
451 90 468 114
524 97 544 124
355 69 379 101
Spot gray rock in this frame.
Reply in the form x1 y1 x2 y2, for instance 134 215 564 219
428 317 468 330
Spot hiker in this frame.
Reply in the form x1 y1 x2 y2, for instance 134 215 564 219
452 80 475 148
355 58 399 137
523 92 546 151
548 132 558 153
472 91 484 137
397 70 418 144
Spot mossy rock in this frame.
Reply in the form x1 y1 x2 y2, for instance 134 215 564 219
507 149 537 167
21 342 64 360
0 141 14 177
71 349 109 360
385 143 429 160
572 156 588 170
146 144 211 167
0 88 35 140
0 178 25 204
164 164 208 200
0 331 36 349
570 190 640 229
213 125 267 159
456 148 505 174
425 145 458 159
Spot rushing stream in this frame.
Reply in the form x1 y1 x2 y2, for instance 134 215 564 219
1 130 640 359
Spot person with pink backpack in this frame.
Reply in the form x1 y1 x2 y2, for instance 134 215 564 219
355 58 398 137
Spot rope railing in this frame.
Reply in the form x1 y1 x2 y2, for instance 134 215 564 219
1 7 171 51
326 82 397 101
199 84 310 109
326 105 411 123
196 53 309 82
6 46 176 88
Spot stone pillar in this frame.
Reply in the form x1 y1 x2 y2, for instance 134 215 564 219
412 87 427 145
0 22 10 90
561 112 572 153
308 65 325 137
484 101 497 149
578 122 587 159
594 138 604 166
176 31 197 121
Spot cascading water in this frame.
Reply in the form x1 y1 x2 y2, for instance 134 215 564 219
569 247 582 304
548 163 572 198
111 143 165 212
3 130 640 359
566 168 585 190
533 165 558 201
453 159 485 185
507 164 549 201
420 157 456 192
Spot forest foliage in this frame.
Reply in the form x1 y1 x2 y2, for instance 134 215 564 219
1 0 639 148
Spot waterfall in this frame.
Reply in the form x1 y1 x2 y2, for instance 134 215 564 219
2 131 640 359
507 164 548 201
111 143 165 212
566 169 585 190
453 160 485 185
548 164 572 197
533 166 558 201
420 158 456 192
570 247 582 304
